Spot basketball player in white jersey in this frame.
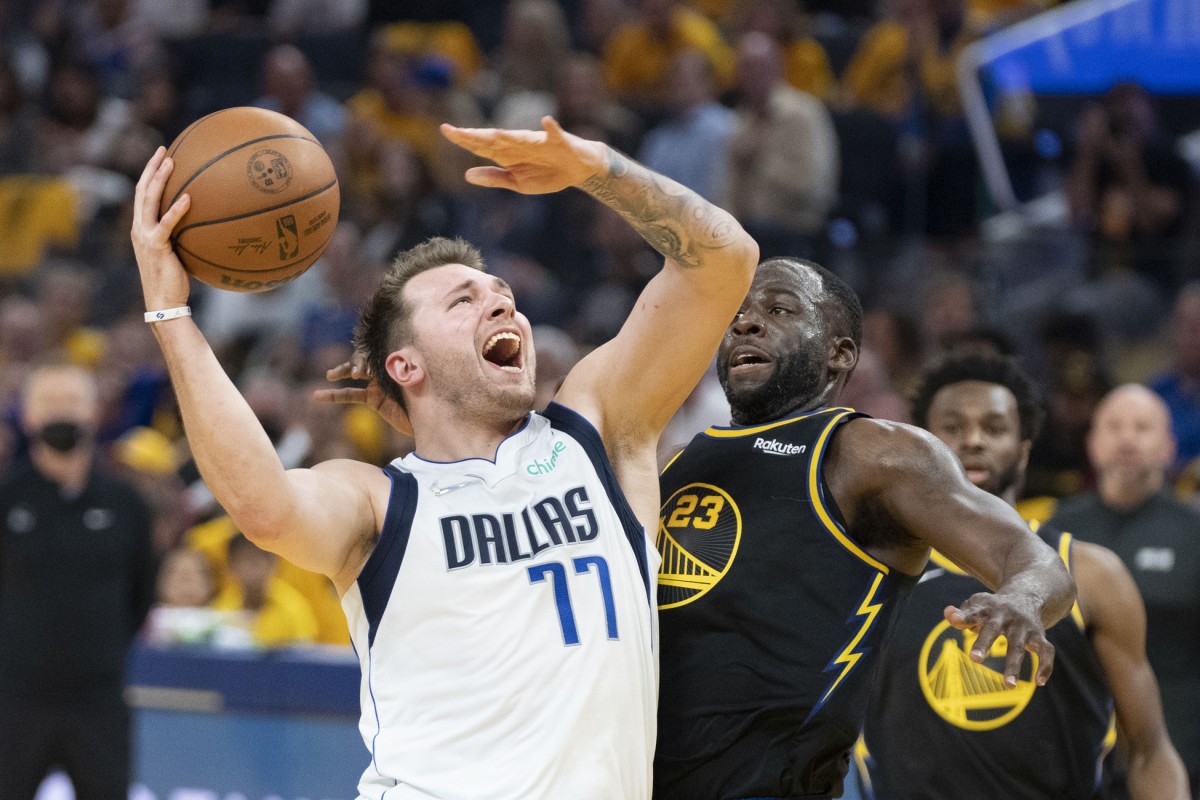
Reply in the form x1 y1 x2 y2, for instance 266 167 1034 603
130 118 758 799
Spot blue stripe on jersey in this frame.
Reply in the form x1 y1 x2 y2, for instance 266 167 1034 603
541 402 651 603
357 465 419 647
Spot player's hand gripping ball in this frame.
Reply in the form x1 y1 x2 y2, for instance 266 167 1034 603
159 106 339 292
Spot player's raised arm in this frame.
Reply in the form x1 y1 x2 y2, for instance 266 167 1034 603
442 118 758 440
827 418 1076 687
131 147 381 591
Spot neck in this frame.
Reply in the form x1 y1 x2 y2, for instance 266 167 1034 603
998 485 1020 507
1098 473 1163 511
31 445 91 494
409 406 528 463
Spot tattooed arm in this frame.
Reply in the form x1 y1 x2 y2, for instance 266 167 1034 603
560 140 758 434
441 118 756 499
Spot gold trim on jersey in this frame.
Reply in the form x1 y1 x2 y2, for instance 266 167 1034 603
656 483 743 610
1058 532 1086 631
701 406 852 438
820 571 887 705
807 411 890 574
852 736 873 796
660 447 686 475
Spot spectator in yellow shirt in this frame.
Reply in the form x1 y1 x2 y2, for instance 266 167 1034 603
213 534 318 649
603 0 734 108
840 0 972 121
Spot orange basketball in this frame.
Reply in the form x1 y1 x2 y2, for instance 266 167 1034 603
159 107 340 293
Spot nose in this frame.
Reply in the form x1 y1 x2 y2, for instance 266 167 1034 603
486 291 515 319
730 312 763 337
961 424 985 450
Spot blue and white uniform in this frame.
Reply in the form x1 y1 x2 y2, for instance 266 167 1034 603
341 403 659 800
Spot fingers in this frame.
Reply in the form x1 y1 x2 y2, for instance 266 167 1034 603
159 194 190 236
464 166 517 190
969 617 1003 665
326 357 371 382
944 605 967 629
1001 631 1028 688
441 123 500 157
312 387 368 405
1029 635 1055 686
140 151 176 230
542 116 566 142
133 146 166 227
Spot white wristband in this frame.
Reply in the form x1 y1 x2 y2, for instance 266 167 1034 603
144 306 191 323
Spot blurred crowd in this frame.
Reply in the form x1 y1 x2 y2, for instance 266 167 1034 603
0 0 1197 650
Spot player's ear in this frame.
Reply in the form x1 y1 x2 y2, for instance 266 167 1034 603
829 336 857 376
386 348 424 391
1018 438 1033 472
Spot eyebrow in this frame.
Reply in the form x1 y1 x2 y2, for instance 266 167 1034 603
442 276 513 302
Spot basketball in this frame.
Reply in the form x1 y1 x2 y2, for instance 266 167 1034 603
159 107 340 293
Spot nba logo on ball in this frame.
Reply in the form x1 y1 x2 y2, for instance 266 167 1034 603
161 106 340 293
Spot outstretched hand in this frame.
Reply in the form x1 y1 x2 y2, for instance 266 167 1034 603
944 593 1056 688
440 116 607 195
315 353 413 437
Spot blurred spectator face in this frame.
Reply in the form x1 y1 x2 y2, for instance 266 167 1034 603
262 45 314 114
1104 82 1155 143
37 263 95 339
639 0 676 34
742 0 791 41
1172 287 1200 378
557 56 606 122
581 0 630 54
242 373 296 445
922 275 977 349
21 364 100 453
157 549 214 608
229 538 277 600
667 51 715 114
0 60 22 116
1087 385 1175 489
94 0 129 29
0 298 48 365
135 72 179 132
736 32 781 110
49 63 102 128
504 0 570 59
377 139 424 205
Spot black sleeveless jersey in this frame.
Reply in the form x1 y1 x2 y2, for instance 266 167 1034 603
859 525 1115 800
654 407 916 800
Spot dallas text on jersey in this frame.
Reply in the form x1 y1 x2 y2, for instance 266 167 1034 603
440 486 600 569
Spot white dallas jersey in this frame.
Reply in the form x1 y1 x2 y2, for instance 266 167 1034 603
341 403 659 800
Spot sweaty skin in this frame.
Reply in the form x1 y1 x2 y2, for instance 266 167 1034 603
715 261 1074 686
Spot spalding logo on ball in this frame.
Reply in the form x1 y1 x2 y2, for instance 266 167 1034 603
160 106 340 293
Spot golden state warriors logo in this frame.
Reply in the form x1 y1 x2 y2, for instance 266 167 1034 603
918 621 1039 731
657 483 741 609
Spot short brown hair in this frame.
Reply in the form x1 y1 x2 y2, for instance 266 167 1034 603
354 237 486 410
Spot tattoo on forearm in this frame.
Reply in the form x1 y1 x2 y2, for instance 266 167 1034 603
579 148 739 268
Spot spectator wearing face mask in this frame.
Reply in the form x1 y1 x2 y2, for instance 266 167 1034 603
0 361 156 800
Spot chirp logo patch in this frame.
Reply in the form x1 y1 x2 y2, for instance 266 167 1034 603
918 621 1039 731
657 483 741 609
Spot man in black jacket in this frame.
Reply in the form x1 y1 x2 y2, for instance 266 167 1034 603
0 362 157 800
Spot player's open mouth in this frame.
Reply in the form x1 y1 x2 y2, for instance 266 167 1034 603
483 330 523 372
961 461 990 485
728 346 772 375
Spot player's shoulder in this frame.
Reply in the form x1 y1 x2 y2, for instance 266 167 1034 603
835 416 950 465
